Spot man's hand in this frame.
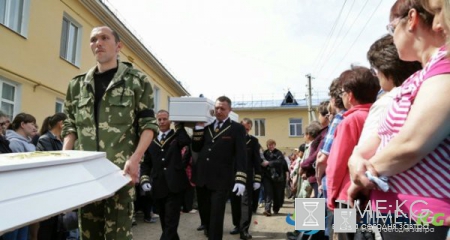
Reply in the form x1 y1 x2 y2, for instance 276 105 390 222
123 154 141 184
233 183 245 196
253 182 261 190
261 160 270 167
141 183 152 192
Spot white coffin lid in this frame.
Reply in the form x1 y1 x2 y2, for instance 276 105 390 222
169 97 215 123
0 150 130 234
168 97 239 125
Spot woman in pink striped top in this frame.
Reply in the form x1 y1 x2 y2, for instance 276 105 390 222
347 0 450 239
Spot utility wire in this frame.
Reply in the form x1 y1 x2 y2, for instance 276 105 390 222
316 0 370 77
323 0 384 80
311 0 348 75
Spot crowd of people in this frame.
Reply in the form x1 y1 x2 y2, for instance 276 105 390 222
1 0 450 239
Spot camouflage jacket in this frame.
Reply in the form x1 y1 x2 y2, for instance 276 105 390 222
62 62 158 169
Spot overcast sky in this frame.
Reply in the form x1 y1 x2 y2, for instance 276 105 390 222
104 0 393 102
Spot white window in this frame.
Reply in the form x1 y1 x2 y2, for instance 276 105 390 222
60 14 82 66
0 79 18 120
254 119 265 137
289 118 303 136
55 99 64 113
0 0 30 36
153 86 160 112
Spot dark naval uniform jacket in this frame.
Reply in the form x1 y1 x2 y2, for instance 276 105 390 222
192 118 248 190
244 134 262 185
140 125 191 199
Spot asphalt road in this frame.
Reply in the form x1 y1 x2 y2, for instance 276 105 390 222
132 198 295 240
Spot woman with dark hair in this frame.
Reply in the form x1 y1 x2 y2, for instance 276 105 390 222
3 113 37 240
36 112 67 152
348 0 450 238
33 112 68 240
5 113 37 153
361 34 423 141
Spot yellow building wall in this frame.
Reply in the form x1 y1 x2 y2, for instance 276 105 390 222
234 108 310 155
0 0 184 127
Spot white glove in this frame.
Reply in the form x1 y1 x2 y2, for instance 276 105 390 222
141 183 152 192
233 183 245 196
253 182 261 190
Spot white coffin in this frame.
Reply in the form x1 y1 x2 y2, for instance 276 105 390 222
0 150 131 235
169 97 239 126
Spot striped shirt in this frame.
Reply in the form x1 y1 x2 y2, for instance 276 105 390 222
371 48 450 218
377 47 450 198
320 110 346 155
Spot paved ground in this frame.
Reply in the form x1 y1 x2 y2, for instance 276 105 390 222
132 199 295 240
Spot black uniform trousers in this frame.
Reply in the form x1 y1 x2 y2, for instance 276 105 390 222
181 184 195 213
196 186 228 240
154 192 183 240
230 178 254 232
263 177 285 213
251 188 260 213
230 183 256 232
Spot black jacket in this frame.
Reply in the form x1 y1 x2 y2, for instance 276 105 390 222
0 135 12 154
140 125 191 199
262 148 287 180
192 118 247 191
243 135 262 185
36 131 63 151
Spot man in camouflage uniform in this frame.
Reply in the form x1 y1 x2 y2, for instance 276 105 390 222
62 26 158 240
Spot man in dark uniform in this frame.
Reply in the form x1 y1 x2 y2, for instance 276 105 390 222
229 118 262 240
192 96 247 240
140 109 191 240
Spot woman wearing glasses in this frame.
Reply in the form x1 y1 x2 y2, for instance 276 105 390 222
349 0 450 240
348 0 450 239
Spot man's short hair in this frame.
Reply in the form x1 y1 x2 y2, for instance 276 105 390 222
216 96 232 107
93 26 120 43
241 118 253 126
111 28 120 43
157 109 169 116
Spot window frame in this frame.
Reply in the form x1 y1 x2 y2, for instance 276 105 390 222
254 118 265 137
0 77 20 120
289 118 303 137
55 99 64 113
0 0 31 37
153 85 160 112
60 13 82 66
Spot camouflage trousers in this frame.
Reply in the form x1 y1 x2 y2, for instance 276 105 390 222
79 184 135 240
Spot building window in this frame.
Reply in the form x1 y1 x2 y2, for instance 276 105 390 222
60 14 82 66
0 0 30 36
153 86 160 112
289 118 303 136
254 119 265 137
55 99 64 113
0 80 17 120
